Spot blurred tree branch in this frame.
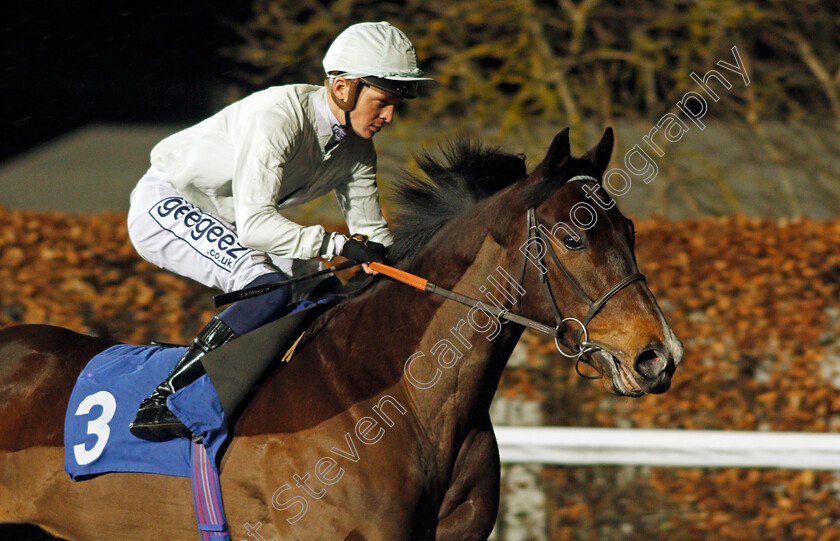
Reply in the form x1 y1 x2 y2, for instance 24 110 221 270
224 0 839 130
220 0 840 220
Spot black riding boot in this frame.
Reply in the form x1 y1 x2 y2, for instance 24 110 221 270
129 317 237 442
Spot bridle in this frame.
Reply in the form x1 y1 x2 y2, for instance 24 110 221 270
414 175 645 378
512 175 646 378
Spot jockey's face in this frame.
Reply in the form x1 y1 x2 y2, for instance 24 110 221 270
349 84 403 139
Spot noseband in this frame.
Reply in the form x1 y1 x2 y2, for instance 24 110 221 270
514 175 646 378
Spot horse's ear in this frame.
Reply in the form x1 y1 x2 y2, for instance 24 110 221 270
582 126 614 178
542 127 571 180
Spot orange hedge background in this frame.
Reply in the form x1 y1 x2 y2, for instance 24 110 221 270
2 208 840 539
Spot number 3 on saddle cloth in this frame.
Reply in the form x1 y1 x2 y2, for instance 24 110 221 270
63 297 337 540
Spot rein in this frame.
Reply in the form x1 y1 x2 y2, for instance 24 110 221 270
372 174 645 378
214 175 644 378
366 263 561 336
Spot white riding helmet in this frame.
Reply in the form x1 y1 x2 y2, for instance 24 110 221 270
323 21 433 102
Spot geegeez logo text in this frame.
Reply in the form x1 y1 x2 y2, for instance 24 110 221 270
150 197 252 272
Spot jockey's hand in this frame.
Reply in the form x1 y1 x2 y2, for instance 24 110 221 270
340 234 386 264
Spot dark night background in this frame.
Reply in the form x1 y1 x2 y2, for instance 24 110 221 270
2 2 256 164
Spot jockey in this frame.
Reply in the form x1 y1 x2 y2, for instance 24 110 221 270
126 21 433 442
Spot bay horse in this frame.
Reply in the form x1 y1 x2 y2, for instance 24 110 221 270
0 127 682 540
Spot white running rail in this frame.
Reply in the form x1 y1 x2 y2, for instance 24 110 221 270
495 427 840 470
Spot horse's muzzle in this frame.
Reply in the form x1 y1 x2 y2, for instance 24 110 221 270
633 345 675 394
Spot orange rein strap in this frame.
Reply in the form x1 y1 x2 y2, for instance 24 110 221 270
366 262 427 290
367 262 561 337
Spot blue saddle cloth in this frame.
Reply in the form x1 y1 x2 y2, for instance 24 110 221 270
64 298 333 480
64 343 227 479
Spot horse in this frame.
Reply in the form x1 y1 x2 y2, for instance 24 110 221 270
0 127 683 540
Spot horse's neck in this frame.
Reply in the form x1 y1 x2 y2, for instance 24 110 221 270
281 191 527 452
394 232 525 451
235 202 524 440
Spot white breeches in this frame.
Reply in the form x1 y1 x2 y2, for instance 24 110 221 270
127 167 325 301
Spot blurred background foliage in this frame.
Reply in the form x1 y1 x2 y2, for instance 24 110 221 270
226 0 840 131
221 0 840 219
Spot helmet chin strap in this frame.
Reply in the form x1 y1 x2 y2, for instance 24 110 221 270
328 78 361 138
342 109 355 137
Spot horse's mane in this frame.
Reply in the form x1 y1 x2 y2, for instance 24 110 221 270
386 139 528 265
340 139 527 297
305 136 584 340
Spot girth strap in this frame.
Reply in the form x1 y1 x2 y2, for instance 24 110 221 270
191 440 231 540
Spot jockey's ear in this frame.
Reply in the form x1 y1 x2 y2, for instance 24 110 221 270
581 126 614 179
543 127 571 181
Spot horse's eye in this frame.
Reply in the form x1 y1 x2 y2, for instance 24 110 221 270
564 234 584 251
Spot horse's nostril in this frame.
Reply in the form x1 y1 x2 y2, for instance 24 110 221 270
634 348 665 379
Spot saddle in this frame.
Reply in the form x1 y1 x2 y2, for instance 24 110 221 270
64 298 337 540
65 297 337 474
196 296 337 423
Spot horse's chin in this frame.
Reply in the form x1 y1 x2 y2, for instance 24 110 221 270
590 350 645 397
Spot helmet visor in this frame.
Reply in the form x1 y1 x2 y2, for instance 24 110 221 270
360 76 420 99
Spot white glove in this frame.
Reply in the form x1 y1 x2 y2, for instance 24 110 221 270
319 232 347 260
